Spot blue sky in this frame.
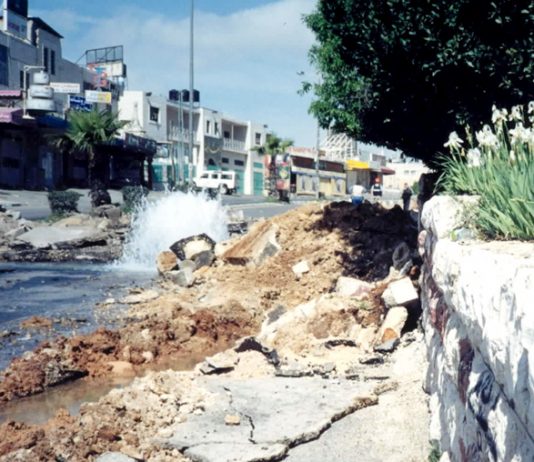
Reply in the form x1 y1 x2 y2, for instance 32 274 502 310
30 0 319 147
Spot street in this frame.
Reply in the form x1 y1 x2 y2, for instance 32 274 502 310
0 188 405 221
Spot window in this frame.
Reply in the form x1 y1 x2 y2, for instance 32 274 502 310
221 173 232 180
200 173 209 179
43 47 49 73
234 159 244 167
206 120 211 133
223 130 230 139
222 157 229 164
149 106 159 123
255 132 262 145
50 50 56 75
215 122 219 135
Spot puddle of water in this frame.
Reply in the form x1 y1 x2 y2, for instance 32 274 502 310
0 353 206 425
0 262 155 371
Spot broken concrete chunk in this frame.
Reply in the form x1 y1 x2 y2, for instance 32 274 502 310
193 250 215 270
377 306 409 344
335 276 373 298
234 337 280 366
292 260 310 277
198 350 239 375
382 277 418 308
170 233 216 261
166 267 195 287
222 221 280 266
156 250 178 274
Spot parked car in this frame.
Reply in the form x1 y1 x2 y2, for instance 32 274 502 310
193 170 237 195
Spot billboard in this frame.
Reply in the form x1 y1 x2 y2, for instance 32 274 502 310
69 96 93 112
6 0 28 18
85 90 112 104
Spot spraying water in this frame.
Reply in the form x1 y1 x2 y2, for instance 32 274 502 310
117 191 229 271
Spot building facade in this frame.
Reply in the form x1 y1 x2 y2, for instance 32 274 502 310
118 91 269 195
0 0 102 189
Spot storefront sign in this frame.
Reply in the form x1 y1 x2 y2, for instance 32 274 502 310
69 95 93 112
85 90 112 104
0 89 22 98
50 82 80 94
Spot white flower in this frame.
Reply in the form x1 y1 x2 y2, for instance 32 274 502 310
444 131 464 150
528 101 534 114
467 148 482 167
510 150 516 162
510 105 523 121
491 106 508 125
475 125 499 148
509 122 530 144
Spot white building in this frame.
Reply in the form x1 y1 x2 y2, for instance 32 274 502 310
118 90 269 195
382 159 432 191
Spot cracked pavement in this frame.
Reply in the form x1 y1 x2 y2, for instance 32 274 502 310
162 376 377 462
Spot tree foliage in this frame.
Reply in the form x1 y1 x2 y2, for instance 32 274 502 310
254 133 294 156
303 0 534 162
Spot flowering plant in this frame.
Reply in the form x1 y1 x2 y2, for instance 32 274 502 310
438 103 534 240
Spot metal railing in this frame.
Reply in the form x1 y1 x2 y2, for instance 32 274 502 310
223 138 246 152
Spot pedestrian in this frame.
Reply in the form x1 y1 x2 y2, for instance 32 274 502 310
350 183 365 205
401 182 413 211
371 178 382 197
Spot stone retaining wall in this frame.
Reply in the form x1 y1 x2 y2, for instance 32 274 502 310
420 196 534 461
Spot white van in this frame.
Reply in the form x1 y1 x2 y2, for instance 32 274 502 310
194 170 237 195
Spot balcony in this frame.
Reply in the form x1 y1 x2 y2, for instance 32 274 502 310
223 138 246 153
168 125 195 143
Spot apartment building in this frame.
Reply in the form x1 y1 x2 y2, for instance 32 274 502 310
118 90 269 195
0 0 100 189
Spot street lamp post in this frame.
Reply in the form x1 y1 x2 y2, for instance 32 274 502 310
188 0 195 187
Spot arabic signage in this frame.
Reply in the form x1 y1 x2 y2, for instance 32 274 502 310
85 90 112 104
50 82 80 94
69 95 93 112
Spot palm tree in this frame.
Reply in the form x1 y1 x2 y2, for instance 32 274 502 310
254 133 294 200
255 133 294 156
53 109 126 206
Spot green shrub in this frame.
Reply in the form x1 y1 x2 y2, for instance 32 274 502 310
121 185 149 213
438 103 534 240
47 190 82 216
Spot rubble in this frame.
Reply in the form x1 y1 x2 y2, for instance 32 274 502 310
156 250 178 274
222 220 280 266
0 200 428 461
381 277 419 308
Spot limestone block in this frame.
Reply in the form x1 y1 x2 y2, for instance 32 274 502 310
156 250 178 274
382 277 418 308
335 276 373 298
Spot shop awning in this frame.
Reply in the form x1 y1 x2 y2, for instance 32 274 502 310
346 159 369 170
381 167 396 175
0 108 23 124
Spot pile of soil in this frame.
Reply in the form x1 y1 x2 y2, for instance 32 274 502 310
0 201 421 461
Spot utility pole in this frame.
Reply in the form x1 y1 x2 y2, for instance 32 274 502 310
315 119 320 199
188 0 195 186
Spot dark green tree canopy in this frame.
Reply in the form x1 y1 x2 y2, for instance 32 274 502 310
304 0 534 162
